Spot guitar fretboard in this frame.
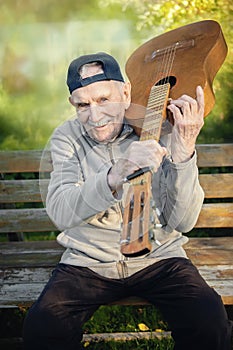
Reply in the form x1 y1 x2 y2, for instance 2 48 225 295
140 83 170 142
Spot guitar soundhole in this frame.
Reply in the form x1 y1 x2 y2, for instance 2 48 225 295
155 76 176 88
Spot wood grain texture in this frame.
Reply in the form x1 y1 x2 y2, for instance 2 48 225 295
0 144 232 173
0 150 52 173
0 208 57 233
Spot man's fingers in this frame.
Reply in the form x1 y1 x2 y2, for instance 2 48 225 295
168 85 204 120
196 85 205 116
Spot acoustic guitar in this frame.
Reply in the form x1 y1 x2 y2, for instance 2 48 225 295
120 20 227 257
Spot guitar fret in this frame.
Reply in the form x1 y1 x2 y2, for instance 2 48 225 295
145 110 164 118
140 83 170 140
143 119 162 130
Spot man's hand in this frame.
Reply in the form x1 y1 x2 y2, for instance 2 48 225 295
108 139 167 192
167 85 204 163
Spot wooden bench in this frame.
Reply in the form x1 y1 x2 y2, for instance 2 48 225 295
0 144 233 345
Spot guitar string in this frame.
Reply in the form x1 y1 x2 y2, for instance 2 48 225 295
142 43 177 141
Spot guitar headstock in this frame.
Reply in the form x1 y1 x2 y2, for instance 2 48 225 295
120 170 153 257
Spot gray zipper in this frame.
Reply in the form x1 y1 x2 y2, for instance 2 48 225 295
116 259 129 279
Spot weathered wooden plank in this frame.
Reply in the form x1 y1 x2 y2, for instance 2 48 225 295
0 283 47 306
0 208 57 232
0 144 232 174
196 143 233 167
199 173 233 198
0 252 61 267
1 237 231 253
0 240 61 254
0 150 52 173
0 238 232 265
82 331 172 341
1 173 232 204
187 250 233 265
0 331 172 345
1 238 232 265
185 237 233 250
1 264 232 286
186 237 233 265
0 202 232 233
195 203 233 228
1 267 232 306
0 179 49 203
1 245 232 267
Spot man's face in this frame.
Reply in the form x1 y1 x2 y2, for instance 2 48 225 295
69 80 131 143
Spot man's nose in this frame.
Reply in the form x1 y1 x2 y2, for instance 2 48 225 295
89 104 101 122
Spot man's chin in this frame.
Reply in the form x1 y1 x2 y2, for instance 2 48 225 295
89 130 118 143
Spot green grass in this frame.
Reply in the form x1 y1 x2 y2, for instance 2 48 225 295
84 305 168 334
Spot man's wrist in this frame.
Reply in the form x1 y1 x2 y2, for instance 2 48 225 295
172 149 195 163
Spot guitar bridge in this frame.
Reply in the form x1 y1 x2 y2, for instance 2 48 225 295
144 39 195 62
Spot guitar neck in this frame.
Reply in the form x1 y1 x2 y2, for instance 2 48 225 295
120 83 170 257
140 83 170 142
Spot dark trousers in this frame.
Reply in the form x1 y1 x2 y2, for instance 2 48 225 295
23 257 232 350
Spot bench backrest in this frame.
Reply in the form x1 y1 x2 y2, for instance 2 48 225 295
0 144 233 234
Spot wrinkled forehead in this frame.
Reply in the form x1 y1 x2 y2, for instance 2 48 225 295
71 80 123 102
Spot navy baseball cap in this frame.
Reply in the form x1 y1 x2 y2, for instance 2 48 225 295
66 52 125 94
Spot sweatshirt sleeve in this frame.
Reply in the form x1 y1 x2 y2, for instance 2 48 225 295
153 151 204 233
46 128 117 231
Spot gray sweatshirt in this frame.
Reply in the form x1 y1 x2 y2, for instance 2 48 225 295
46 117 204 279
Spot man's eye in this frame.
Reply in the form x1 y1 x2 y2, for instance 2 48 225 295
99 97 108 103
77 103 89 110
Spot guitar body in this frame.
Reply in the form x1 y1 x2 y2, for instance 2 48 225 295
125 20 227 135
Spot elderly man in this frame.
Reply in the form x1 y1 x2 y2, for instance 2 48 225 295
23 52 231 350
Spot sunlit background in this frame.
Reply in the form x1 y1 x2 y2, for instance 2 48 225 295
0 0 232 150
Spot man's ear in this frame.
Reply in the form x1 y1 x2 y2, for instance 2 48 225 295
69 96 75 106
123 81 131 110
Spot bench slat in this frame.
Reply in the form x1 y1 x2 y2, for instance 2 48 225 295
0 179 48 203
1 246 232 267
1 265 232 306
1 202 232 233
196 143 233 167
195 203 233 227
1 173 232 203
1 238 232 267
199 173 233 198
0 281 232 306
0 208 57 232
0 144 232 174
0 150 52 173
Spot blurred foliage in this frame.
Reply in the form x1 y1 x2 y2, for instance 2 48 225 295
0 0 137 150
0 0 232 150
0 0 138 23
